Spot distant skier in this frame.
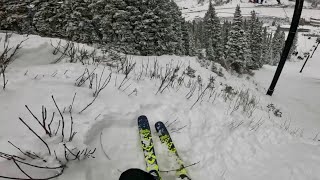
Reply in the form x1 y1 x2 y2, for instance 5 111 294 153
119 169 156 180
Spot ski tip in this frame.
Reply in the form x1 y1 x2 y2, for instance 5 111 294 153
138 115 148 123
138 115 147 119
155 121 162 126
155 121 165 132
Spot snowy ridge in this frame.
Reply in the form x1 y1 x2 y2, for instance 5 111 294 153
178 0 317 21
0 33 320 180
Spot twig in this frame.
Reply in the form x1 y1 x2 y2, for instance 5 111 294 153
0 152 25 161
18 117 51 155
171 125 187 133
0 167 65 180
100 132 111 160
12 158 32 179
48 112 55 135
54 120 61 136
8 141 36 159
52 95 64 141
167 119 178 128
94 114 101 120
25 105 50 136
159 161 200 173
0 153 63 169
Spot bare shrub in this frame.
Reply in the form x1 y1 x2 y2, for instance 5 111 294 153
184 65 196 78
0 95 95 179
0 32 27 89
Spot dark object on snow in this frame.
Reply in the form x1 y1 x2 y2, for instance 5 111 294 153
297 56 303 60
267 0 304 96
119 169 156 180
276 0 281 4
300 54 310 73
308 36 311 39
292 51 298 56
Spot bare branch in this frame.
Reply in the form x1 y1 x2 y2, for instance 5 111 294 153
18 117 51 155
51 95 64 141
159 161 200 173
12 158 33 179
100 132 111 160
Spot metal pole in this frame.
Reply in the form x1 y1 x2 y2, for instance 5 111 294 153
299 54 310 73
266 0 304 96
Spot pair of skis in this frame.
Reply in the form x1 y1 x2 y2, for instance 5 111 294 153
138 115 191 180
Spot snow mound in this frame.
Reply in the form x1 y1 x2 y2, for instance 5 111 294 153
0 33 320 180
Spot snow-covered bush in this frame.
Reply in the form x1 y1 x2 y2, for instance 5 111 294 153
0 95 96 179
267 103 283 117
184 65 196 78
0 32 26 90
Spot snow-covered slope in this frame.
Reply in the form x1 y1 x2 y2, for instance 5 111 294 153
0 33 320 180
177 0 318 21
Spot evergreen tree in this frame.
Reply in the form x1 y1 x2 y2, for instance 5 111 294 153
169 0 184 55
271 25 285 65
63 0 97 43
221 20 231 56
188 31 196 56
261 26 269 64
248 11 263 69
207 38 214 61
33 0 66 37
225 5 252 74
203 1 223 64
287 33 298 60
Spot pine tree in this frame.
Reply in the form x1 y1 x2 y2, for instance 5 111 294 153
63 0 97 43
33 0 66 37
169 0 184 55
0 0 35 33
287 33 298 60
203 1 223 64
271 25 285 65
225 5 252 74
89 0 125 45
261 26 269 64
188 31 196 56
207 38 214 61
248 11 263 69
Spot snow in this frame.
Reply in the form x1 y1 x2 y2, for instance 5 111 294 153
178 0 320 21
254 36 320 138
0 33 320 180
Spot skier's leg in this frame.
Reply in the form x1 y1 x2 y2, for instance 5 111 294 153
119 168 156 180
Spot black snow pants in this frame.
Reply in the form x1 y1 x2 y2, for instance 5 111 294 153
119 169 156 180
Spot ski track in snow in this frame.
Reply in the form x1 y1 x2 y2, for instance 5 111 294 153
0 33 320 180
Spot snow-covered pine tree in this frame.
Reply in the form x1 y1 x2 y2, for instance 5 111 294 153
207 38 214 61
135 8 158 55
192 20 204 50
248 11 263 69
125 3 142 54
225 5 252 74
265 32 274 65
261 26 269 64
271 25 285 65
188 31 196 56
33 0 66 38
203 1 223 64
221 20 230 55
152 0 173 55
0 0 35 33
63 0 97 43
287 33 298 60
168 0 184 55
182 21 195 56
